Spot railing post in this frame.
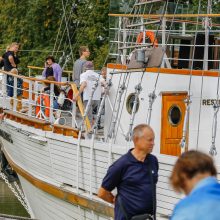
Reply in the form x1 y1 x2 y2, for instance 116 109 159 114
13 76 18 112
2 74 7 109
49 83 54 123
28 81 33 117
71 101 77 128
28 67 31 77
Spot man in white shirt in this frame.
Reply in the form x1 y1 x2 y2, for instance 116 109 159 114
74 61 101 124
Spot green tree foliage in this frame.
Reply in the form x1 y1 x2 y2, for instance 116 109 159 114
0 0 109 74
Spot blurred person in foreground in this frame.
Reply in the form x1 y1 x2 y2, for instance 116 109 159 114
170 150 220 220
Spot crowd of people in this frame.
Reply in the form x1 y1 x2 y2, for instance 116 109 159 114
0 44 107 127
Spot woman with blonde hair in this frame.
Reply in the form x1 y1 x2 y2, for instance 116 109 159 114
170 150 220 220
2 42 20 97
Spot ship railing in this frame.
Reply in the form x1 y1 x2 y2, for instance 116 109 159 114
109 38 220 69
27 65 73 82
0 69 91 132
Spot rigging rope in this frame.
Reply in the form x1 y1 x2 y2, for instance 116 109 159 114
196 0 213 151
106 0 139 142
52 0 68 55
152 0 181 92
180 0 202 151
209 61 220 155
146 0 169 125
61 0 74 61
112 1 146 140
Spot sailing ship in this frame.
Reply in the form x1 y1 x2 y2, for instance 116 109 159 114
0 0 220 219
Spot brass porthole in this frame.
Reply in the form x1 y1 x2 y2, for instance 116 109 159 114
126 93 140 115
168 105 182 126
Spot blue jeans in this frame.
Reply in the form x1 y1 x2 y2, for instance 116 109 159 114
53 99 59 110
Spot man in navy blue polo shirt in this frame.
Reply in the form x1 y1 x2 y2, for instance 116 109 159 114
98 124 159 220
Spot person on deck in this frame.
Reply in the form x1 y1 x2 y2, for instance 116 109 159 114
170 150 220 220
0 56 4 68
41 76 60 110
42 55 62 82
73 46 90 87
2 42 20 97
73 61 101 125
9 68 23 112
98 124 158 220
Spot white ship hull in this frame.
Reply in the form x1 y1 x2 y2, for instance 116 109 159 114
1 68 220 219
0 116 180 220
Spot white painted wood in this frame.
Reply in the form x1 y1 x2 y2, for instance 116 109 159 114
2 66 220 219
19 175 111 220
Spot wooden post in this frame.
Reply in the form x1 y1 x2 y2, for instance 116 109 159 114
70 83 91 131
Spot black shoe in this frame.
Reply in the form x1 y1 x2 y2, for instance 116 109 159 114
97 125 103 130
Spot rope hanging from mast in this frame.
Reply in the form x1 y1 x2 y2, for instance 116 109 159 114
209 55 220 156
125 81 142 141
145 0 169 125
180 0 202 153
107 0 143 141
209 103 219 156
91 74 113 132
196 0 214 151
145 0 179 125
107 75 128 139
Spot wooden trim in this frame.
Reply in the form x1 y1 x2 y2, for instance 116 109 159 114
2 149 114 217
107 63 128 70
70 84 91 131
159 91 188 96
27 65 73 74
53 124 79 138
107 63 220 77
4 110 52 131
3 110 83 137
109 13 220 18
0 70 69 86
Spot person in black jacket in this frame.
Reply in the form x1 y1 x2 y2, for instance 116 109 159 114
0 56 4 68
2 42 20 97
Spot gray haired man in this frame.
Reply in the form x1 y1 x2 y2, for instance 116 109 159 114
73 61 101 125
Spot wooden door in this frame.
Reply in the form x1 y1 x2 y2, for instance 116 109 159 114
160 92 188 156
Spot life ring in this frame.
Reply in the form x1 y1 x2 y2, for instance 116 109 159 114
35 94 50 118
136 31 158 47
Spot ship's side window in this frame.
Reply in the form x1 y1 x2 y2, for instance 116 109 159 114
126 93 140 115
168 105 182 126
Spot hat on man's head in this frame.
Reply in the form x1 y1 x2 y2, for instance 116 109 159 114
83 61 94 70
